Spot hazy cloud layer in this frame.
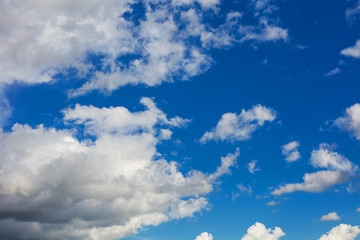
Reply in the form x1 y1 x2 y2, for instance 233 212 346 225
0 98 239 240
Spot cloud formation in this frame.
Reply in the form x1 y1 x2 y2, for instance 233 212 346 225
319 224 360 240
0 98 239 240
241 222 285 240
334 103 360 140
247 160 260 174
341 40 360 59
272 143 357 195
281 141 301 162
195 232 214 240
0 0 287 97
200 105 276 143
320 212 341 221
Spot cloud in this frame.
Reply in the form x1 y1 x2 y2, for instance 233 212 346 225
241 222 285 240
195 232 214 240
247 160 260 174
0 98 238 240
324 67 341 77
334 103 360 140
200 105 276 143
233 184 253 200
320 212 341 221
0 0 289 98
240 19 288 43
346 1 360 22
357 207 360 212
272 143 357 195
210 148 240 179
281 141 301 163
319 224 360 240
341 40 360 59
267 201 278 206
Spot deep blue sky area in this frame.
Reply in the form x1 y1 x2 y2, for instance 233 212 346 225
0 0 360 240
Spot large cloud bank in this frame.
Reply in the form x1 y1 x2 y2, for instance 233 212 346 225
0 98 239 240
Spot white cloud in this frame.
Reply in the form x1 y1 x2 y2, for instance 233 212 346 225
341 40 360 59
195 232 214 240
324 67 341 77
241 222 285 240
334 103 360 140
267 201 278 206
240 18 288 43
0 0 289 98
247 160 260 174
320 212 341 221
357 207 360 212
210 148 240 179
272 143 357 195
0 98 238 240
281 141 301 163
200 105 276 143
319 224 360 240
346 1 360 21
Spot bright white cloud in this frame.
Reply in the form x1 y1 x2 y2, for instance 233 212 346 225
310 144 356 173
0 0 289 98
210 148 240 179
357 207 360 212
319 224 360 240
247 160 260 174
241 222 285 240
320 212 341 221
272 143 357 195
0 98 238 240
341 40 360 59
334 103 360 140
281 141 301 163
200 105 276 143
195 232 214 240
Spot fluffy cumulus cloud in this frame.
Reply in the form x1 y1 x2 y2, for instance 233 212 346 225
241 222 285 240
195 232 214 240
0 0 288 97
200 105 276 143
319 224 360 240
281 141 301 163
341 40 360 59
272 143 357 195
320 212 341 221
334 103 360 140
0 98 239 240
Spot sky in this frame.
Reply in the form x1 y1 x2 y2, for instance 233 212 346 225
0 0 360 239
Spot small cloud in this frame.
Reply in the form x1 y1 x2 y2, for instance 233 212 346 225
247 160 260 174
281 141 301 163
357 207 360 213
195 232 213 240
267 201 278 206
320 212 341 221
324 67 341 77
341 40 360 59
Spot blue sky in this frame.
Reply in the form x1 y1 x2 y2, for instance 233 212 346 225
0 0 360 239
